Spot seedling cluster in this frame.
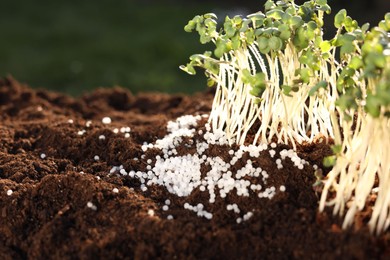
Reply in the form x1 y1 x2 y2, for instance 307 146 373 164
181 0 390 234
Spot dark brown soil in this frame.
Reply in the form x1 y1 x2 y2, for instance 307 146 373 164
0 77 389 260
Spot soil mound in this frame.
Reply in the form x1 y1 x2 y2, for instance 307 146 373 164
0 77 389 259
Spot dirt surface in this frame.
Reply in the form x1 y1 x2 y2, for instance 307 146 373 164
0 77 389 259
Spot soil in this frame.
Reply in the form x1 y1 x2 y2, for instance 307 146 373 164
0 76 389 260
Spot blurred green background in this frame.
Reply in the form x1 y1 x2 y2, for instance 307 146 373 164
0 0 389 95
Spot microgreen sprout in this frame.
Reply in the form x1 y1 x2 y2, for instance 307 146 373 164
181 0 338 148
182 0 390 234
320 14 390 235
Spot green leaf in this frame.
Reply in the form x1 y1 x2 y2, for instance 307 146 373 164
319 40 331 53
318 4 331 14
241 69 252 84
293 27 309 50
245 29 256 44
204 13 217 19
179 64 196 75
200 34 211 44
340 42 355 56
309 80 328 96
278 24 291 40
342 33 357 42
214 39 230 58
204 60 219 75
233 15 243 25
184 20 196 32
248 12 265 28
323 155 336 167
299 68 311 83
317 0 328 5
269 36 283 51
344 17 358 32
243 69 266 97
281 85 293 97
266 9 284 20
307 21 317 31
263 27 280 36
231 34 241 50
335 95 356 111
224 18 236 38
257 36 269 50
264 0 276 11
345 67 356 77
365 94 381 118
365 52 386 69
349 57 363 70
207 78 216 87
240 19 251 32
334 9 347 28
385 13 390 22
250 87 263 97
361 23 370 33
331 145 342 154
290 16 303 28
285 6 296 16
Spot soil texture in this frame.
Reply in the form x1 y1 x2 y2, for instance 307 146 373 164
0 77 389 259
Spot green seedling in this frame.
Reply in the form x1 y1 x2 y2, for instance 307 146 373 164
181 0 337 149
320 14 390 235
182 0 390 234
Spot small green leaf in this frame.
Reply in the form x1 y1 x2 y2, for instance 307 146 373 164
335 95 356 111
204 60 219 75
214 39 231 58
245 29 256 44
264 0 276 11
309 80 328 96
307 21 317 31
281 85 293 97
278 24 291 40
240 19 251 32
290 16 303 28
334 9 347 28
299 68 311 83
323 155 336 167
266 9 284 20
242 69 252 84
343 33 357 42
179 64 196 75
293 28 309 50
319 40 331 53
365 94 382 118
317 0 327 5
231 34 241 50
204 13 217 19
340 42 355 56
331 145 342 154
200 34 211 44
184 20 196 32
207 78 216 87
269 36 283 51
233 15 243 26
250 88 263 97
349 56 363 70
361 23 370 32
291 86 300 92
257 36 269 50
318 4 331 14
248 12 265 28
385 13 390 22
344 17 358 32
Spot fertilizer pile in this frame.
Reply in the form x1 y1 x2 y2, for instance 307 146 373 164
0 78 389 259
